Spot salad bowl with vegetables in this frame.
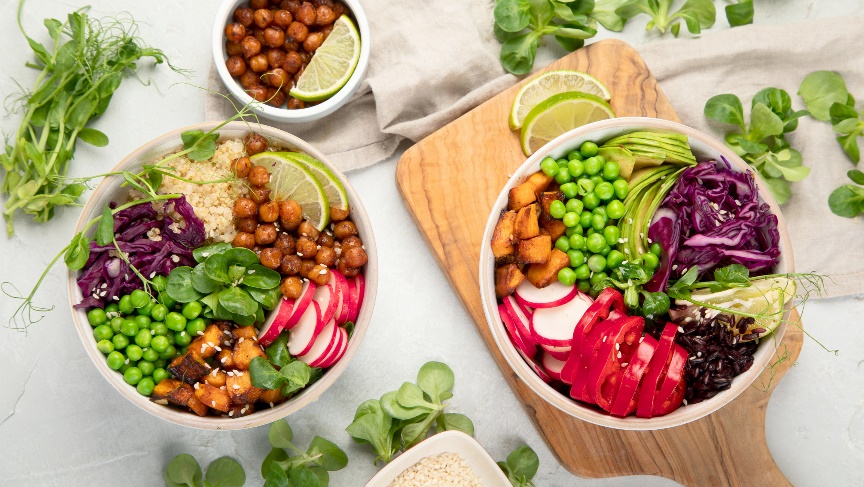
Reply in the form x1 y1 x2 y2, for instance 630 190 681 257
67 121 377 429
480 117 800 430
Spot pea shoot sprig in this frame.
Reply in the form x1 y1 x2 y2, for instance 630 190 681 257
498 445 540 487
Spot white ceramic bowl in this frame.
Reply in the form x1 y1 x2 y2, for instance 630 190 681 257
364 431 512 487
212 0 371 123
480 117 794 431
68 121 377 429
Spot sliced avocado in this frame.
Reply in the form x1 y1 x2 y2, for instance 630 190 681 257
598 146 636 180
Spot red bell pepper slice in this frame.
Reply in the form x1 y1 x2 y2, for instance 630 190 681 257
652 344 688 416
653 378 686 416
560 288 625 384
585 315 645 411
636 323 679 418
569 316 618 401
610 334 658 417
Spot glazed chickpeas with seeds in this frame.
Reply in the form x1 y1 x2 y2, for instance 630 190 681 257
247 85 268 102
263 27 285 48
341 246 368 268
266 87 288 107
241 36 262 58
316 231 334 247
249 165 271 186
282 51 302 74
280 276 303 299
232 156 252 178
225 56 247 77
225 23 247 44
244 133 268 155
299 259 316 276
303 32 324 52
315 246 337 267
249 54 269 73
258 201 280 222
296 236 318 259
255 224 278 245
280 254 302 275
315 5 336 25
259 248 283 269
233 198 258 218
278 200 303 229
239 70 260 89
273 10 293 28
337 259 360 277
333 220 357 239
329 206 349 221
274 233 296 255
264 68 291 88
236 217 258 234
233 232 256 249
253 9 274 28
226 40 244 57
296 2 317 25
249 187 271 205
308 264 330 285
234 7 254 26
287 21 309 42
267 48 287 68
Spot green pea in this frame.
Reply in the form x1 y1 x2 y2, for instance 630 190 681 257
586 233 606 253
613 179 629 199
158 291 176 310
554 170 572 184
549 200 566 219
93 325 114 342
106 351 125 370
150 304 168 323
568 159 585 178
583 193 600 210
124 366 143 385
642 252 660 270
580 141 599 157
138 360 155 377
595 182 615 201
151 275 168 292
555 236 571 252
586 228 596 236
606 200 625 220
558 268 577 286
120 319 139 337
584 157 603 175
566 225 583 237
579 211 593 228
130 290 150 308
569 234 585 250
153 358 168 369
175 331 192 347
562 212 580 227
134 315 151 329
118 363 131 374
126 345 143 361
166 332 176 346
602 161 620 181
105 303 119 315
151 322 168 336
592 206 607 217
649 242 663 255
557 158 569 167
567 150 583 161
589 271 608 287
142 347 159 362
87 308 107 327
186 318 207 337
136 377 155 396
110 316 124 333
540 157 559 177
159 346 177 361
165 312 187 332
118 295 134 314
600 245 611 256
577 280 591 293
590 175 605 188
96 340 115 355
574 264 591 280
577 178 595 196
112 334 129 350
587 254 607 272
565 198 583 214
134 329 152 348
591 214 607 231
567 249 585 267
607 250 625 269
137 300 155 317
152 368 168 384
603 226 620 246
178 345 189 355
182 302 202 320
150 335 169 353
560 182 577 199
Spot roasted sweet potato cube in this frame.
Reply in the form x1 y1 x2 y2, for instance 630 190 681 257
508 182 537 211
168 351 212 385
216 348 235 369
232 326 258 341
539 213 567 241
203 368 227 388
151 379 207 416
514 203 540 240
192 325 227 358
151 379 185 404
518 235 551 265
538 191 565 217
195 383 232 412
525 248 570 288
259 388 289 406
232 337 267 371
186 393 209 416
524 171 553 195
226 403 256 418
495 263 525 298
490 211 517 261
227 371 262 406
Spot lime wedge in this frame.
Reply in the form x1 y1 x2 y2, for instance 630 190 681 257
282 152 349 212
520 92 615 156
290 15 361 102
249 152 330 231
510 70 611 130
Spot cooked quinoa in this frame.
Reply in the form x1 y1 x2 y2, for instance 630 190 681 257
159 138 247 243
388 453 483 487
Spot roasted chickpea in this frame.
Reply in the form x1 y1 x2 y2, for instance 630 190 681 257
308 264 330 285
282 51 303 74
249 54 269 72
281 0 301 14
333 220 358 239
337 259 360 277
315 246 337 267
259 248 283 269
303 32 324 52
255 224 278 245
298 220 320 240
249 165 271 186
252 28 267 44
263 27 285 48
267 48 287 68
232 156 252 178
315 5 336 25
239 70 261 89
249 187 271 205
274 233 296 255
236 217 258 234
263 68 291 88
247 84 268 102
287 97 306 110
233 197 258 218
296 2 317 25
226 56 247 77
329 206 349 222
283 38 300 52
295 236 318 259
259 201 280 222
299 259 316 276
298 50 312 64
234 7 255 27
341 246 368 268
286 21 309 42
320 24 334 38
226 40 244 56
253 9 274 29
317 231 334 247
332 1 347 17
250 0 269 9
266 87 288 107
241 36 262 58
245 133 268 155
341 235 362 250
233 232 256 249
273 10 294 28
225 23 247 44
274 200 300 228
280 254 302 275
280 276 304 299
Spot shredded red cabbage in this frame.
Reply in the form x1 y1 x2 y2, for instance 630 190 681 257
645 160 780 291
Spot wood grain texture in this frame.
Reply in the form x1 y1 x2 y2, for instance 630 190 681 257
395 39 802 486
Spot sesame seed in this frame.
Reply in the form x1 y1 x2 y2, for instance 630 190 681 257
621 363 628 367
197 331 204 336
297 252 304 257
639 336 644 343
319 269 327 275
124 359 129 365
624 248 630 254
683 399 689 406
678 326 685 333
194 383 200 389
215 346 222 352
697 351 702 357
170 255 180 263
211 401 216 407
672 265 678 270
229 410 234 417
602 336 607 343
617 351 622 359
647 238 653 244
269 402 274 408
221 357 228 363
238 337 244 344
628 218 633 224
149 272 156 279
615 343 620 350
233 384 240 389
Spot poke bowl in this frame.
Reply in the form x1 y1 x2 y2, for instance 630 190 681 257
68 121 377 429
480 117 795 430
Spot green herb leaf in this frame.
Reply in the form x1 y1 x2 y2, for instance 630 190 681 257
670 0 716 35
262 461 289 487
308 467 329 487
181 130 219 161
837 130 862 163
64 233 91 270
849 169 864 185
204 457 245 487
640 291 670 316
250 356 284 390
193 242 232 264
798 71 849 121
397 382 437 409
265 334 292 368
380 391 429 420
749 103 785 141
247 286 282 310
417 361 455 403
205 254 231 283
704 94 745 132
224 247 259 268
192 265 222 294
668 266 699 298
714 264 750 285
725 0 753 27
346 400 395 463
261 448 289 479
95 206 114 246
307 436 349 471
828 185 864 218
500 32 540 75
506 445 540 481
167 267 204 303
242 264 282 289
278 360 316 396
441 413 475 435
591 0 628 31
288 467 320 487
165 454 203 487
78 127 109 147
268 419 295 448
762 177 791 205
494 0 532 33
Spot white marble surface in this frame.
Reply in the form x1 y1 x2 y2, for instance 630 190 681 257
1 1 864 486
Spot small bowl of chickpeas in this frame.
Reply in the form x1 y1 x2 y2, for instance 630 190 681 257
212 0 370 123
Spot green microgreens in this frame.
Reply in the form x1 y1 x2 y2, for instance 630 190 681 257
828 170 864 218
262 420 349 487
164 454 245 487
250 353 322 398
498 445 540 487
724 0 753 27
616 0 716 37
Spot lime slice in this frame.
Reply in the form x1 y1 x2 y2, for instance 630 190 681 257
289 15 361 102
510 70 611 130
249 152 330 231
282 152 349 212
520 92 615 156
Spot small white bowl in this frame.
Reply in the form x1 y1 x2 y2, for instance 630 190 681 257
364 431 512 487
212 0 371 123
479 117 794 431
67 121 377 429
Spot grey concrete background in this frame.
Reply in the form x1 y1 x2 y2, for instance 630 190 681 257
1 0 863 485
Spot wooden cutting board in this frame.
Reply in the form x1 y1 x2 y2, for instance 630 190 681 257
395 39 803 486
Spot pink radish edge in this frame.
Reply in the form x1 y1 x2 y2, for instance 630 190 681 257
298 319 337 366
515 280 580 309
286 281 317 329
530 293 593 347
320 327 349 368
499 304 536 359
258 298 294 347
541 351 567 381
288 301 323 357
503 296 536 348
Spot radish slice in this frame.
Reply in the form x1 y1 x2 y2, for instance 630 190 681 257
258 298 295 346
348 274 365 323
515 280 580 309
541 351 567 381
332 271 350 324
286 281 317 329
314 278 339 325
540 343 571 361
298 319 337 366
313 323 345 367
503 296 536 348
499 304 535 359
530 293 593 347
288 301 322 356
320 327 349 368
517 348 551 383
